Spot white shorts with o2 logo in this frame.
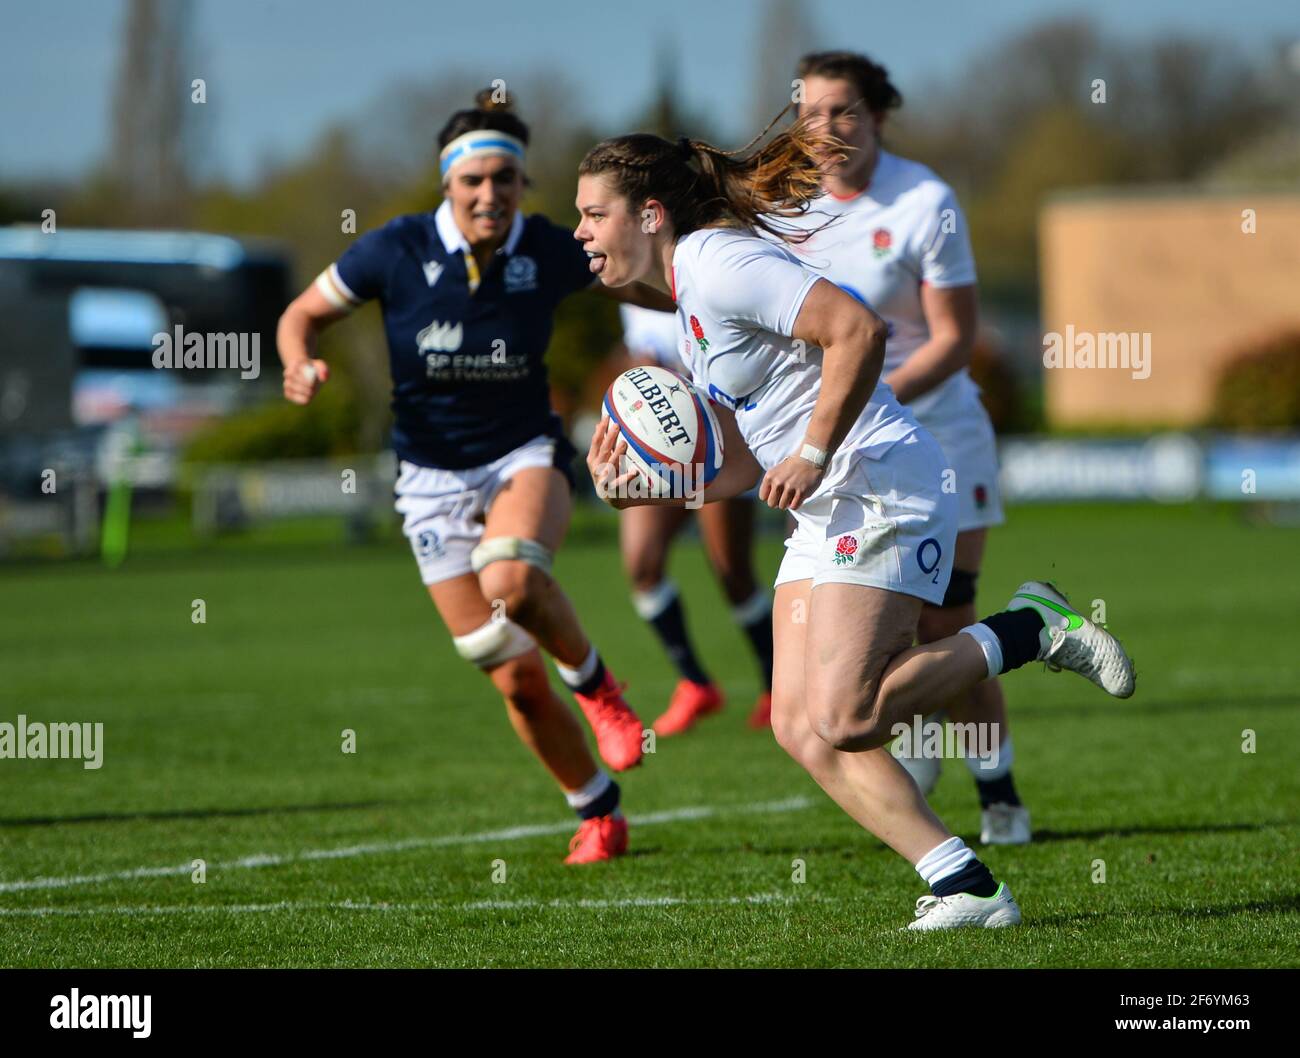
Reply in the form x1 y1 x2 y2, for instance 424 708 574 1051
774 430 958 605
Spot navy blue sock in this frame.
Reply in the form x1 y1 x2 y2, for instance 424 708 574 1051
646 596 710 685
975 771 1021 808
576 779 620 820
980 609 1045 673
572 657 607 698
932 858 999 899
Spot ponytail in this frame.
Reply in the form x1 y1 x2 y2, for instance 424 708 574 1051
579 104 844 243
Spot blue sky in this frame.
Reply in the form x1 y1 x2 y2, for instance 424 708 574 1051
4 0 1296 186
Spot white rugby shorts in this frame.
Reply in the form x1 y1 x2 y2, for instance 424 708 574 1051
774 430 958 605
394 434 567 586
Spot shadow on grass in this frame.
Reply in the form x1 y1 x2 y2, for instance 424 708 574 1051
1029 891 1300 929
0 798 420 828
1024 819 1298 843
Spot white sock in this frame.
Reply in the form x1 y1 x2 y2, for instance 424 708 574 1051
555 644 600 688
631 580 677 621
564 770 611 811
960 623 1003 680
914 836 976 887
731 588 771 626
964 734 1014 780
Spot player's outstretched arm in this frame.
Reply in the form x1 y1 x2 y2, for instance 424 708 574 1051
276 284 348 405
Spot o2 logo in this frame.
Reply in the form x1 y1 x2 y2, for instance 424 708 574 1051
707 382 756 412
917 537 943 584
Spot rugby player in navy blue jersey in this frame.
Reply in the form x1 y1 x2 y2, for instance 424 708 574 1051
276 89 675 864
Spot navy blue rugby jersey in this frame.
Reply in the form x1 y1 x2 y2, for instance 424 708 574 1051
323 200 596 469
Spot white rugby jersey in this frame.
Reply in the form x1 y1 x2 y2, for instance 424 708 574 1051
619 303 682 368
670 227 917 480
775 150 980 423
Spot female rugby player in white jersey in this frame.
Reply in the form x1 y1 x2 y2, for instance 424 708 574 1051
615 304 775 734
276 90 675 865
779 51 1027 845
575 119 1134 928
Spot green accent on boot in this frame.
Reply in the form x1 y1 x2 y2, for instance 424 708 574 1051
1013 592 1084 631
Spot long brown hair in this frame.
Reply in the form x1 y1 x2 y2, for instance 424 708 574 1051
578 105 845 243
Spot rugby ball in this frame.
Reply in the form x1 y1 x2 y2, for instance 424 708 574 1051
602 366 723 498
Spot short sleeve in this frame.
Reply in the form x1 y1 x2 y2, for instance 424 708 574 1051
317 225 397 309
917 186 977 288
693 233 820 337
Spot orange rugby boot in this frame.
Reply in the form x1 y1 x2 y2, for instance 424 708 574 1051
564 814 629 865
652 679 724 737
746 691 772 730
574 671 644 771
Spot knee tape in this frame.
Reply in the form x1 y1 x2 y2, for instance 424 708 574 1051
470 536 552 575
940 568 978 608
452 617 536 668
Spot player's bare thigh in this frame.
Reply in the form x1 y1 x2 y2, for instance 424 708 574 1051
769 579 812 751
482 466 572 551
426 570 497 636
952 528 986 575
804 582 922 747
619 503 692 587
697 497 757 600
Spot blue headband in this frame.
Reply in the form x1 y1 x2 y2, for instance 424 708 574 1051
439 130 527 178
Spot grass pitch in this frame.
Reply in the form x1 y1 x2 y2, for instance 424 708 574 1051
1 501 1297 967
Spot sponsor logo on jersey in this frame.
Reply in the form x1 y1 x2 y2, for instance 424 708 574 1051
871 227 892 259
422 260 444 287
974 484 988 509
832 534 860 566
689 315 709 353
504 255 538 292
416 319 463 353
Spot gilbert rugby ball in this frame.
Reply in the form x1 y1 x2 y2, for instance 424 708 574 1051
602 365 723 498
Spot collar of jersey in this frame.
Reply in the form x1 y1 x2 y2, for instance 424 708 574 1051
434 200 525 258
828 149 897 204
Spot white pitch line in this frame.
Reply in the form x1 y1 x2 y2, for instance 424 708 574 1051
0 796 815 894
0 892 801 918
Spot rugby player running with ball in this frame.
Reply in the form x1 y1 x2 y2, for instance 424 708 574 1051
576 113 1135 927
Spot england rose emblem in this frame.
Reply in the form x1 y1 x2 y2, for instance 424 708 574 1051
689 314 709 352
872 228 892 258
832 534 859 566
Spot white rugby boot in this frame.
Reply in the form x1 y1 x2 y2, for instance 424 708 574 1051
980 803 1032 846
1006 581 1135 698
907 882 1022 931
